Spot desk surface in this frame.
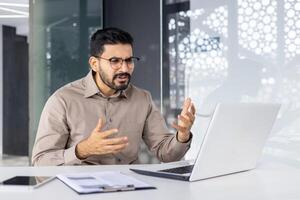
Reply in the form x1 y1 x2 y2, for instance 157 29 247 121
0 159 299 200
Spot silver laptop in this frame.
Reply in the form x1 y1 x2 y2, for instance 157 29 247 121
130 103 280 181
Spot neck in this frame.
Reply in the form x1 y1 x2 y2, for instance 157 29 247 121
93 72 116 97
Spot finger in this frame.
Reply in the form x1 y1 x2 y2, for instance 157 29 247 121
181 98 191 115
100 128 118 138
186 111 195 122
95 118 104 132
104 143 128 151
111 144 130 154
190 103 196 115
178 115 192 127
172 122 189 133
103 136 128 145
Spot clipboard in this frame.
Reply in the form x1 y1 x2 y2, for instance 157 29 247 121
56 171 155 194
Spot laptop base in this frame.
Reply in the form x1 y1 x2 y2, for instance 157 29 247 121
130 169 190 181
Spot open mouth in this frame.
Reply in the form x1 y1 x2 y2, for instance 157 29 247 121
114 73 130 83
116 74 128 80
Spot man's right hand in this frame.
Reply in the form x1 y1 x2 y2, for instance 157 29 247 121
75 118 129 159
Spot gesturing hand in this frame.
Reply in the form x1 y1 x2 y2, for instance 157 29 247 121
75 118 129 159
172 98 196 143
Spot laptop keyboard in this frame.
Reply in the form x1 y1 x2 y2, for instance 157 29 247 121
159 165 194 174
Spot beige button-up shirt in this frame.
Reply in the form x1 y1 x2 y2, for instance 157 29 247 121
32 71 192 166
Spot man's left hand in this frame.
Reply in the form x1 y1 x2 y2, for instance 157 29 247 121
172 97 196 143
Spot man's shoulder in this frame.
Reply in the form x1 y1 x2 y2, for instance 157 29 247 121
52 76 86 100
129 84 152 99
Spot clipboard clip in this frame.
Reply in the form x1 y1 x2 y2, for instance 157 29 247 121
101 184 135 192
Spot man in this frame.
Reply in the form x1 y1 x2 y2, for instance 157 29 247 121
32 27 196 166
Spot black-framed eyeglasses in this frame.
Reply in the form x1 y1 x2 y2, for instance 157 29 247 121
95 56 140 70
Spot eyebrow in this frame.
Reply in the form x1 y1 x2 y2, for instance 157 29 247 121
109 56 135 59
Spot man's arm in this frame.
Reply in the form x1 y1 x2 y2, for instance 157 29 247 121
142 93 194 163
31 94 81 166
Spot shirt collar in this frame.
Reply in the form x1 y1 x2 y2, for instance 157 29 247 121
84 70 130 99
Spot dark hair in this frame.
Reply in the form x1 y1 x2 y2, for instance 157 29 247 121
90 27 134 57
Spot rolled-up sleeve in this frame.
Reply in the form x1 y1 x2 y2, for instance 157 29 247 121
142 92 192 163
31 93 82 166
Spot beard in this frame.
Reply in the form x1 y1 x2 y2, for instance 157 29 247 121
99 70 131 91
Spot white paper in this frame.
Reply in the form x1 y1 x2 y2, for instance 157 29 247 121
57 171 153 194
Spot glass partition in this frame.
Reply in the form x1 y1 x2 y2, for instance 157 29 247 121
163 0 300 167
29 0 102 156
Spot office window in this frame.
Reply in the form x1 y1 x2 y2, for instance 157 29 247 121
163 0 300 166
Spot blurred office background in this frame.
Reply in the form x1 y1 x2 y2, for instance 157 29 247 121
0 0 299 167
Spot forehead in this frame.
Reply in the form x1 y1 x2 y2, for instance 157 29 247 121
102 44 133 57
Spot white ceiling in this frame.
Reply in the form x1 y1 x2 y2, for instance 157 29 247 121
0 0 28 36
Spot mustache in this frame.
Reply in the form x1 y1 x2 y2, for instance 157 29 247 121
113 72 131 80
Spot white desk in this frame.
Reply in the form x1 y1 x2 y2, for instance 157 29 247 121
0 160 299 200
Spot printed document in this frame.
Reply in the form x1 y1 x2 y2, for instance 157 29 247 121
57 171 155 194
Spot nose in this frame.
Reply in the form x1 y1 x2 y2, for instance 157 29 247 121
119 60 131 72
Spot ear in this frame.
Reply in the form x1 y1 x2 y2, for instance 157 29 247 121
89 56 99 72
